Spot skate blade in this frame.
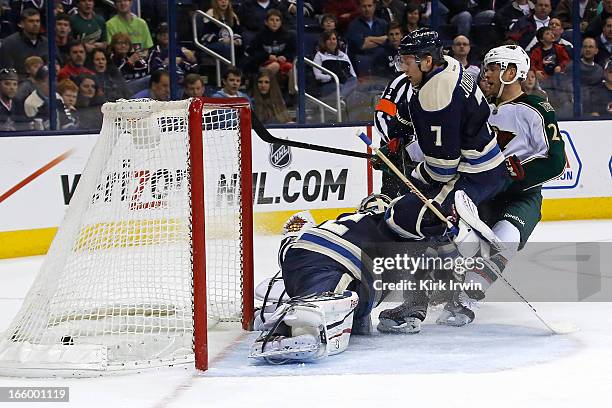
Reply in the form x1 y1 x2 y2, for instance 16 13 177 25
248 343 319 359
435 312 471 327
377 318 421 334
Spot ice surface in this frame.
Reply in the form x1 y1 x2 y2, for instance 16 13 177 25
0 220 611 407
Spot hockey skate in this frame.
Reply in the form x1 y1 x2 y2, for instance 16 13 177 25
435 290 483 326
377 302 427 334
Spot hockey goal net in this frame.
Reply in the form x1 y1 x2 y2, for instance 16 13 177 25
0 98 254 377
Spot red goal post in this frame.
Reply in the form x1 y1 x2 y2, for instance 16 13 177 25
189 97 254 371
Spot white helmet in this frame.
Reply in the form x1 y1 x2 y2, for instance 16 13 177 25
483 45 530 84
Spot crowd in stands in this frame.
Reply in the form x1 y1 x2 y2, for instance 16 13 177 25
0 0 611 131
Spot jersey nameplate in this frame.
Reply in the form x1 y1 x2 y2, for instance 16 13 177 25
538 101 554 112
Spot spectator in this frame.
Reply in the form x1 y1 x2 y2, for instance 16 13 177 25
588 59 612 116
182 73 205 98
87 48 131 101
57 42 95 82
494 0 534 40
244 9 295 77
131 69 170 100
576 37 605 87
544 17 573 54
250 70 292 124
199 0 243 62
320 14 347 52
555 0 599 31
508 0 552 50
346 0 388 75
375 0 406 25
70 0 107 53
403 3 422 34
109 32 149 81
212 67 250 99
16 56 44 102
585 0 612 38
439 0 495 38
24 66 78 130
530 26 569 80
323 0 360 32
148 23 197 83
594 16 612 66
55 0 77 15
106 0 153 55
451 35 480 79
10 0 47 23
382 22 403 75
55 13 72 64
313 30 358 97
0 68 27 131
567 37 604 113
284 0 320 28
521 69 548 99
74 73 104 128
56 79 79 118
239 0 289 44
0 9 48 79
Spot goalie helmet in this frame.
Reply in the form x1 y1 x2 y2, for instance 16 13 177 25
358 193 392 214
483 45 530 83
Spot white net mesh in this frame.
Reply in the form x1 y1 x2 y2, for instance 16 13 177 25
0 99 250 376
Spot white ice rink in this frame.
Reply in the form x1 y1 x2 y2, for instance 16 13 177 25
0 220 611 408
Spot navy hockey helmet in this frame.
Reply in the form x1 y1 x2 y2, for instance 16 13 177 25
398 28 444 64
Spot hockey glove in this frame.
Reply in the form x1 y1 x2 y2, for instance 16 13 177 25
371 138 415 177
505 155 525 180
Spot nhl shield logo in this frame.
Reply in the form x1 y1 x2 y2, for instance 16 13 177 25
269 142 292 169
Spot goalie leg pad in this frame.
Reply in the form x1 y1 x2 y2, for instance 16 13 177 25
249 291 358 363
454 190 506 253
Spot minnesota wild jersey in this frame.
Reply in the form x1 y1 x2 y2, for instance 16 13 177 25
488 93 566 191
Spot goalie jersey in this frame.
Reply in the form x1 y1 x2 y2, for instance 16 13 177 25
398 56 505 185
488 93 566 192
281 210 428 312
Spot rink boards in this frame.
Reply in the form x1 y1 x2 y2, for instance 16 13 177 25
0 120 610 258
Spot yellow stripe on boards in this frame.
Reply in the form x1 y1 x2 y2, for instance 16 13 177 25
1 200 610 259
253 208 358 235
541 197 612 221
0 228 58 258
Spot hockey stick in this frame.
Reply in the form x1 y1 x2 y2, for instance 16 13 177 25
251 113 374 159
357 132 458 235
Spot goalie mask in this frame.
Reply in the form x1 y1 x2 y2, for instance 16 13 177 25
358 193 392 214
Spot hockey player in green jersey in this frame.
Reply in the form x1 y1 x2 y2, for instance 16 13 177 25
436 45 567 326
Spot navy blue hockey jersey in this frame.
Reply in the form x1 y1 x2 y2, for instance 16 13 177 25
400 56 505 185
281 211 429 289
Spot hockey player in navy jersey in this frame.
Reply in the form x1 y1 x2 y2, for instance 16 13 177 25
249 194 450 363
371 29 512 333
382 28 509 241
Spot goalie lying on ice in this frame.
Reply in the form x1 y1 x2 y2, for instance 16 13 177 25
249 195 436 364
